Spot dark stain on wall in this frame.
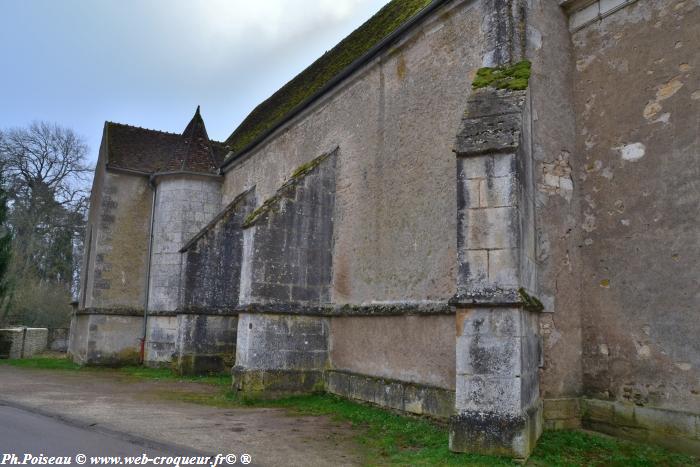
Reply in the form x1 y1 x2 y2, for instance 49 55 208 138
245 150 337 306
182 188 257 310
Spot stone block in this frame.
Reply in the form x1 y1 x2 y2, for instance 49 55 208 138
456 308 522 337
492 153 517 178
466 89 525 115
231 367 324 400
480 176 516 208
235 314 329 374
582 399 700 456
545 418 582 430
582 398 615 424
175 314 238 375
72 313 143 366
449 409 534 460
459 250 488 285
635 406 697 439
456 335 522 377
488 248 519 286
403 384 455 419
459 178 482 208
455 113 523 156
466 207 518 250
458 156 489 180
144 315 178 366
456 375 521 415
325 370 455 419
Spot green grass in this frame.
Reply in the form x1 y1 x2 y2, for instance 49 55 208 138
529 430 698 467
0 356 82 370
0 355 230 386
244 394 515 466
2 356 697 466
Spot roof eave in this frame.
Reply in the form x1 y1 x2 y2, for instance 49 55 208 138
220 0 451 173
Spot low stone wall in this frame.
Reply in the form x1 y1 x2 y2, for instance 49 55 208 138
543 398 581 430
0 327 48 359
326 370 454 419
582 399 700 456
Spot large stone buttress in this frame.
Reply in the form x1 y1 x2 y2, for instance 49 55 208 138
449 86 543 458
232 149 337 398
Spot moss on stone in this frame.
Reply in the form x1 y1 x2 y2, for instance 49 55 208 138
242 152 331 228
232 369 325 402
472 60 532 91
225 0 433 156
518 287 544 312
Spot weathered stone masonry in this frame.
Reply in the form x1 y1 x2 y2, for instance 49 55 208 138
233 150 337 397
70 0 700 459
449 86 543 459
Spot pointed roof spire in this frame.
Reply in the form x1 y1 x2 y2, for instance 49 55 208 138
182 105 205 137
158 106 222 174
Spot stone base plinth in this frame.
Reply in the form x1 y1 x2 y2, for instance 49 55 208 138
231 367 324 399
69 311 143 366
449 402 542 460
174 313 237 375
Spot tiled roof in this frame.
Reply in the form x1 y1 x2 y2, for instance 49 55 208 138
106 107 225 175
224 0 433 157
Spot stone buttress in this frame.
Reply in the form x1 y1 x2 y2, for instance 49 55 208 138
448 85 543 459
176 188 257 374
232 150 337 398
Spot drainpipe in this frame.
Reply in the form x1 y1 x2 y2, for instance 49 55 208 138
141 177 157 364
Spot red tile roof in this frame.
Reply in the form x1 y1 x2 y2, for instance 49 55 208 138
105 107 226 175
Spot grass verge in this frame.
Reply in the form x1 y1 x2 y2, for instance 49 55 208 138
0 355 229 386
1 356 697 466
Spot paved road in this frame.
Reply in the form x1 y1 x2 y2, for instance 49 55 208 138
0 403 206 466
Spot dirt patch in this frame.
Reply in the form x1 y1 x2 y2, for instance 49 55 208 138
0 366 362 466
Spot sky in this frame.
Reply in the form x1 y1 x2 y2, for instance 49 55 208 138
0 0 390 166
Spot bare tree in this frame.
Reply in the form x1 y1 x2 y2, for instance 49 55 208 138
0 121 91 212
0 122 92 326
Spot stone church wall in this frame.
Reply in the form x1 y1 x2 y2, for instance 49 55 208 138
173 187 257 374
221 0 488 305
83 169 152 310
144 174 223 367
70 144 153 366
569 0 700 452
67 0 700 458
516 1 585 433
221 0 487 395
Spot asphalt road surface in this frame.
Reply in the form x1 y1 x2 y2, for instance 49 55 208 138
0 403 210 466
